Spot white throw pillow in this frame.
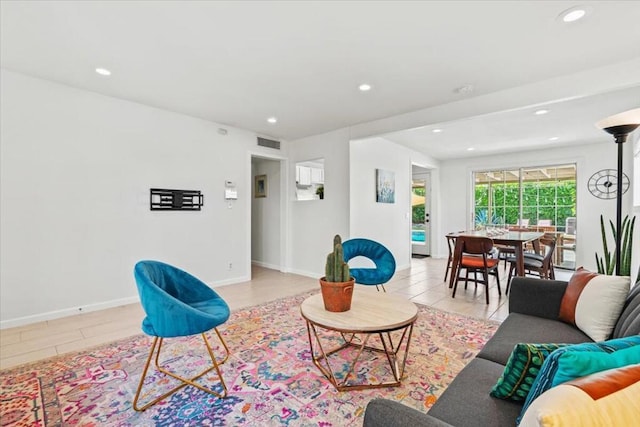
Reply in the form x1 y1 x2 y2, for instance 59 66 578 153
558 268 630 342
519 365 640 427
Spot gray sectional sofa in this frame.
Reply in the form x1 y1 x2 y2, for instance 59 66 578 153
363 276 640 427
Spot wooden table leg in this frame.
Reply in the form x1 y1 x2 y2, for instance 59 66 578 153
515 243 525 277
448 241 462 288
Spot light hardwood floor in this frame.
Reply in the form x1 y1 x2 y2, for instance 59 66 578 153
0 257 572 370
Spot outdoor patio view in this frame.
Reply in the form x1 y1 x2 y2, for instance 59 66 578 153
473 164 577 269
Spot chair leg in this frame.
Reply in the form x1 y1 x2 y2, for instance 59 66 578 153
507 263 514 285
375 284 387 292
483 269 490 304
452 270 460 298
133 329 230 412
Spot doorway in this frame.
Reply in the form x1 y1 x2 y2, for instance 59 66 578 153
250 156 284 271
412 165 430 256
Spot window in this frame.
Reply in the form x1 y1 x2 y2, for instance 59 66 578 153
473 164 576 229
473 164 577 269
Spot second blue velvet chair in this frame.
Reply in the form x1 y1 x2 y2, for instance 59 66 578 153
342 238 396 291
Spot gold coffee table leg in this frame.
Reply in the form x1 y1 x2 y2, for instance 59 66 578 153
305 320 415 391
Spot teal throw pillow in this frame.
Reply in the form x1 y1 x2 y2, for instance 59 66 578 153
551 346 640 387
516 335 640 425
490 343 568 401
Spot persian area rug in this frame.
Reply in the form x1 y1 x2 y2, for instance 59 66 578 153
0 292 499 426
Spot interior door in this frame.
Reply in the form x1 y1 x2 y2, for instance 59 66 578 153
411 170 430 256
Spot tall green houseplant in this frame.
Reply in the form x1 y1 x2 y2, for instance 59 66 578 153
595 214 636 278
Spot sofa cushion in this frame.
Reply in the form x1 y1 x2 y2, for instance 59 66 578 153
612 281 640 338
519 365 640 427
363 399 454 427
427 358 523 426
490 343 569 401
550 345 640 387
518 335 640 424
558 267 630 341
477 313 590 365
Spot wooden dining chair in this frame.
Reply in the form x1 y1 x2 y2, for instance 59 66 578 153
452 236 501 304
506 236 557 293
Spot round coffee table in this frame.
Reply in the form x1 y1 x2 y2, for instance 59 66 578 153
300 288 418 391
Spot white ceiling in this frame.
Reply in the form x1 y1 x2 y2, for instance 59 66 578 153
2 1 640 159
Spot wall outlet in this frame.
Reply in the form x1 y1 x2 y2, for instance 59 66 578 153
228 262 232 270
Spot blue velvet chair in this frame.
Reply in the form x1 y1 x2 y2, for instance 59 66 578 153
342 238 396 291
133 260 231 411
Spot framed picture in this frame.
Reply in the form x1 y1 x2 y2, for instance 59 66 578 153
254 174 267 198
376 169 395 203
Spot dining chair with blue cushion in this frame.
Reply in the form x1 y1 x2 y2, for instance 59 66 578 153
132 260 231 411
342 238 396 292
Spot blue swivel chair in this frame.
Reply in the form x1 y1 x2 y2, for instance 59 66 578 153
133 260 231 411
342 238 396 291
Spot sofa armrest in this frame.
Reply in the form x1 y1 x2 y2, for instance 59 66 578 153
508 277 568 320
363 399 454 427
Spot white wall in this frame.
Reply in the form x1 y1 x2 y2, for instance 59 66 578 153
350 137 440 271
437 141 636 272
288 129 351 278
251 158 281 269
3 68 637 328
0 70 282 327
632 131 640 284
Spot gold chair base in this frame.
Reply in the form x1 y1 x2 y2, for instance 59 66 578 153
306 322 414 391
133 328 230 411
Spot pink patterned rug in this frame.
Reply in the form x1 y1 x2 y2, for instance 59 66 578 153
1 292 499 426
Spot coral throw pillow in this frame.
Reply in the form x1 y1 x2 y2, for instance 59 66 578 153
558 267 630 342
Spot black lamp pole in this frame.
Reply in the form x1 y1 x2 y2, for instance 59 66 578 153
601 124 638 275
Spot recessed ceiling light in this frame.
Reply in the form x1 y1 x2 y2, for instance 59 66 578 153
454 84 474 95
467 147 475 151
432 129 443 133
534 109 549 115
267 117 277 124
549 136 559 141
359 83 372 91
560 7 587 23
95 67 111 76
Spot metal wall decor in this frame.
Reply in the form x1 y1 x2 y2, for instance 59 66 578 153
150 188 203 211
587 169 629 200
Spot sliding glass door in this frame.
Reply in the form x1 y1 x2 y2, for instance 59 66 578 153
473 164 577 269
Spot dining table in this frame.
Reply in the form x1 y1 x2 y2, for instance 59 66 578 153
447 229 544 289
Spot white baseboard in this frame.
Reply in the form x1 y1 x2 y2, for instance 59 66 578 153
1 274 254 329
288 268 322 279
0 295 141 330
251 260 283 271
396 263 412 272
207 274 252 288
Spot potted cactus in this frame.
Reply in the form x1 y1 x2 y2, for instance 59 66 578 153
319 234 355 312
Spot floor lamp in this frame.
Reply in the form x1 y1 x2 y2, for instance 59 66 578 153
596 108 640 275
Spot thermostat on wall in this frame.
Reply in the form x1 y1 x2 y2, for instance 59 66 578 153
225 180 238 200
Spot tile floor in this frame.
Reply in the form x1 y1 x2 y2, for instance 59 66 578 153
0 257 573 370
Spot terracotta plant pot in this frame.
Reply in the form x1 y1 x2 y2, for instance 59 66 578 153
319 277 355 312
